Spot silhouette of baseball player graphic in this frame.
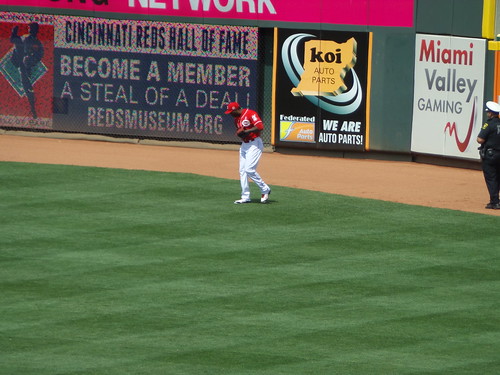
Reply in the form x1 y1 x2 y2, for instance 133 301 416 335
10 22 44 119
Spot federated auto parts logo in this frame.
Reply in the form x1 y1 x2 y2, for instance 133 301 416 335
281 33 362 115
279 114 315 143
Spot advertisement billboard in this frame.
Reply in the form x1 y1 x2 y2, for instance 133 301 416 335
273 28 371 151
0 12 259 142
411 34 486 160
1 0 414 28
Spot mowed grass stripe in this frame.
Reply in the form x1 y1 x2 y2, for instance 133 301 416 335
1 161 499 374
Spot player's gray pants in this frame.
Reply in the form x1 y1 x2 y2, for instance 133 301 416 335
239 137 270 200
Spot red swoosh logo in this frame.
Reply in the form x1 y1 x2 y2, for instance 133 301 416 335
444 99 476 152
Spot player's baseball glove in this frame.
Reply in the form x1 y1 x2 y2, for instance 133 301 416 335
236 128 246 138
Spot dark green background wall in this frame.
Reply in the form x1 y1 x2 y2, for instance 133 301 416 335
0 1 493 162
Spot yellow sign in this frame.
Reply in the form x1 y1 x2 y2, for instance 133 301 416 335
291 38 357 97
280 121 315 143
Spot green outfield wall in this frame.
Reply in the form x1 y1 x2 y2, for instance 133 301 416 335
0 0 492 165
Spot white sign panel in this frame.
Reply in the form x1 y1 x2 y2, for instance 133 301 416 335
411 34 486 160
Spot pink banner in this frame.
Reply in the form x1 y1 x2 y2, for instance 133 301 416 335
1 0 414 27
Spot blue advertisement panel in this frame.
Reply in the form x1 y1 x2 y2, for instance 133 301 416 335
52 16 258 142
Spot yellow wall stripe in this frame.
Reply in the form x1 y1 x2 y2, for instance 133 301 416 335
365 32 373 151
271 28 278 146
494 51 500 102
488 40 500 50
483 0 496 40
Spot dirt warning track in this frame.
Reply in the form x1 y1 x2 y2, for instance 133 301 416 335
0 134 496 216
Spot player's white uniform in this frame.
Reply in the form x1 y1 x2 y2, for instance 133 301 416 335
235 109 270 200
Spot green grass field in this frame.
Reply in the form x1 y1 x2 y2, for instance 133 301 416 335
1 161 500 374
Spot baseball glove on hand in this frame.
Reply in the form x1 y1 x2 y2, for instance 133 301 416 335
236 128 247 138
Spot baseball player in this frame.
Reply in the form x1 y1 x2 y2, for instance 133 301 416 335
224 102 271 204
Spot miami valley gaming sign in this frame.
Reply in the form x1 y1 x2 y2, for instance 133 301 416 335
274 29 370 151
411 34 486 160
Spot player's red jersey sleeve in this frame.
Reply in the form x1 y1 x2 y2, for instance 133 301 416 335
247 110 263 130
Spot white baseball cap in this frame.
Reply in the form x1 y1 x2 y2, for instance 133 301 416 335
485 101 500 113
